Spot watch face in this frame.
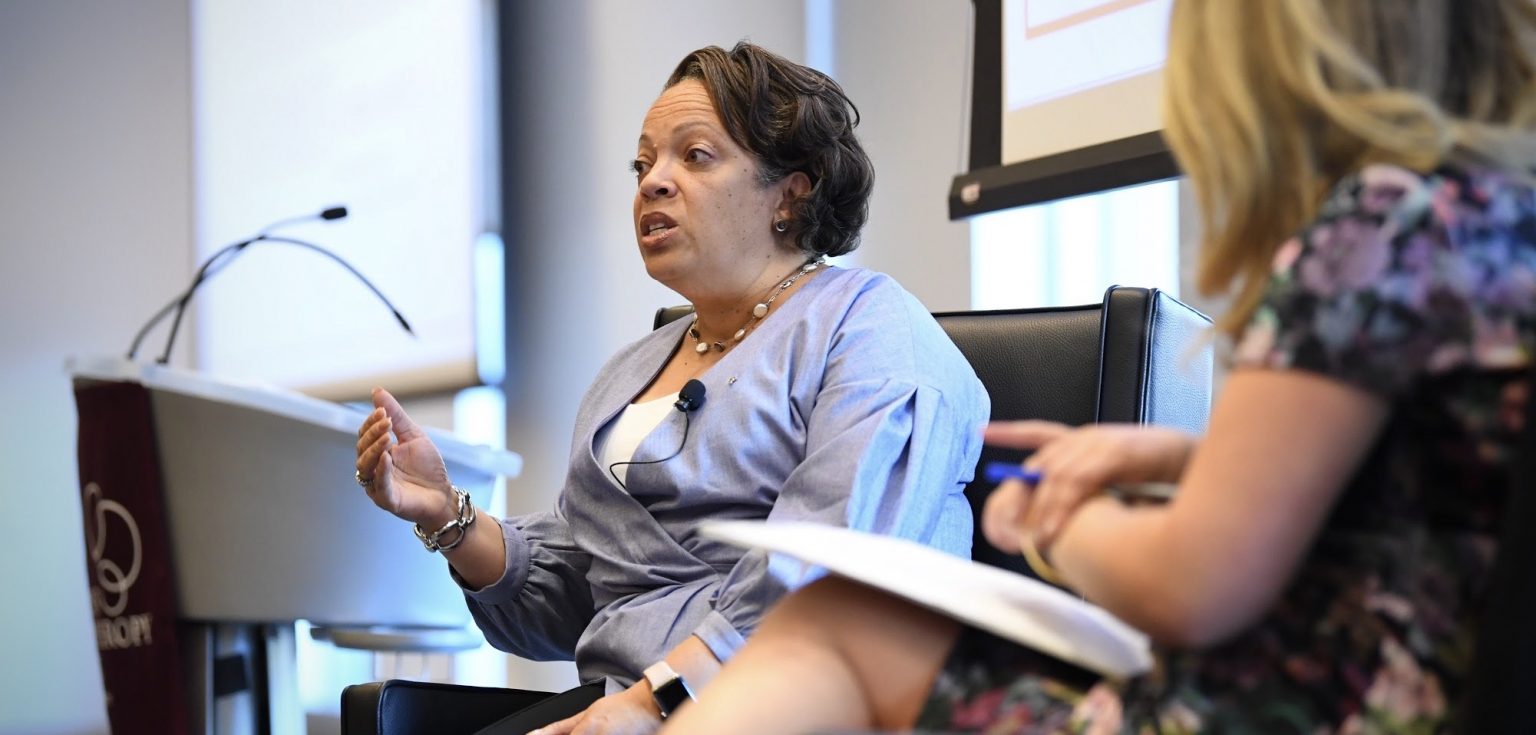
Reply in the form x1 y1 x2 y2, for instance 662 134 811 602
653 677 695 718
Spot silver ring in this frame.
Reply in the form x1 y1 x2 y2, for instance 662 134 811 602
355 470 374 488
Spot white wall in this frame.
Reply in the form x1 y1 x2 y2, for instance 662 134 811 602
829 0 973 311
0 1 194 733
0 0 983 722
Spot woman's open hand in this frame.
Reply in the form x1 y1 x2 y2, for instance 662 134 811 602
354 387 456 527
981 420 1196 555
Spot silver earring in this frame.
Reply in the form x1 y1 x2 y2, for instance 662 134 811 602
774 219 789 233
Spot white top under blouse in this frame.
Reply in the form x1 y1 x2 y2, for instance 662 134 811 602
593 392 678 486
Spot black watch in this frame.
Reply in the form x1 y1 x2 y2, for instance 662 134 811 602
642 661 696 719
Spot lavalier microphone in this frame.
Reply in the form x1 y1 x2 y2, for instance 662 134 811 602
674 379 706 412
610 379 708 490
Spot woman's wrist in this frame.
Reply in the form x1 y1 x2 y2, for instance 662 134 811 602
625 678 665 719
441 509 508 590
1020 532 1066 586
409 484 460 528
1159 431 1200 482
411 486 477 553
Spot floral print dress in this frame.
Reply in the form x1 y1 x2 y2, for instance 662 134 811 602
915 164 1536 734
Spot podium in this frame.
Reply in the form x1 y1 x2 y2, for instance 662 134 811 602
68 357 521 735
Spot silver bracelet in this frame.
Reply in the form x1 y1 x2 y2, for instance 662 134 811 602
413 486 475 552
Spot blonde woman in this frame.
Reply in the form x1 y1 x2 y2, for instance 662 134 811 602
659 1 1536 732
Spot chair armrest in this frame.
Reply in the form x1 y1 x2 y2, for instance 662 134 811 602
341 680 551 735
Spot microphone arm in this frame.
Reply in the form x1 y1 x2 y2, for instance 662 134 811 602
148 235 414 365
257 206 349 236
128 207 345 361
125 206 415 363
247 236 414 338
126 243 246 360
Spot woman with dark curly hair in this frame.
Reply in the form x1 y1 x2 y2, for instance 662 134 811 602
352 42 987 735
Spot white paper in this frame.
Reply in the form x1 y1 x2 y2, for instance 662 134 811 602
700 520 1152 679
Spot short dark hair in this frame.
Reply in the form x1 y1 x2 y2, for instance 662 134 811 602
666 42 874 258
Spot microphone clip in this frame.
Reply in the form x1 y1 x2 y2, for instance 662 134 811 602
674 379 706 413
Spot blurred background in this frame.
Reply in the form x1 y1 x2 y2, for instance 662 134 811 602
0 1 1197 732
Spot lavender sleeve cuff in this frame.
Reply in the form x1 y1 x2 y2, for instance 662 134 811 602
693 610 748 663
449 518 530 605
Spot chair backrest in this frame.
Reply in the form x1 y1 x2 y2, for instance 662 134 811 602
933 286 1213 575
654 304 696 331
652 285 1215 575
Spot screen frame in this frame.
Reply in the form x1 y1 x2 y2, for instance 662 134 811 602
949 0 1180 219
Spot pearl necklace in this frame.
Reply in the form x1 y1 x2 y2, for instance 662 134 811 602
689 257 825 354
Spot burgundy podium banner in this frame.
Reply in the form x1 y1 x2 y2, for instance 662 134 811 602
74 380 189 735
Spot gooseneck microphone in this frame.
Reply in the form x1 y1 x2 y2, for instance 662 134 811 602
126 206 415 363
127 206 351 360
259 206 349 235
609 379 707 490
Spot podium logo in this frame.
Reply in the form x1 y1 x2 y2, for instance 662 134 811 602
83 482 153 650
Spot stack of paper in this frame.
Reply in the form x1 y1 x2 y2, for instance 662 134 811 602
701 520 1152 679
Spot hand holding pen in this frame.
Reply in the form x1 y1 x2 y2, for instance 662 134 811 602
983 462 1176 502
979 421 1197 582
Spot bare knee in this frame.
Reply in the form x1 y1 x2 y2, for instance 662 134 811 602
759 576 961 729
766 576 878 625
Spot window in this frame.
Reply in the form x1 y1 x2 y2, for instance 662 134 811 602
191 0 494 397
970 178 1180 309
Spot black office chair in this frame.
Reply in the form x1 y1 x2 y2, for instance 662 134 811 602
663 285 1214 576
342 285 1215 734
931 286 1212 574
341 679 588 735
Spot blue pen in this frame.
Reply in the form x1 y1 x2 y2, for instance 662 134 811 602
983 461 1043 485
982 461 1176 502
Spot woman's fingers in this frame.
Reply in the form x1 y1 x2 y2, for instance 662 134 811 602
357 432 393 500
1032 451 1098 544
356 429 386 476
1027 477 1083 548
355 414 392 479
373 387 426 442
989 423 1196 559
356 406 385 437
531 710 583 735
982 480 1029 554
980 426 1076 554
982 420 1072 449
355 410 390 456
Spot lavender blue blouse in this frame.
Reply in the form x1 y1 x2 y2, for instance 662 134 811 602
457 266 988 690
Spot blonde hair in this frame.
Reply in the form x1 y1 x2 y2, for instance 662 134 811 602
1164 0 1536 336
